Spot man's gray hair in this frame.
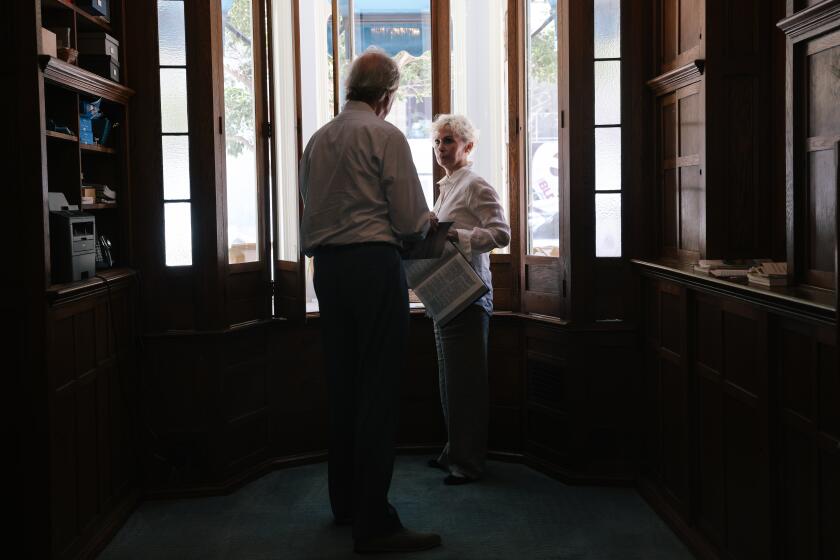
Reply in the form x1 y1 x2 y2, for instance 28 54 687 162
431 113 480 146
345 48 401 104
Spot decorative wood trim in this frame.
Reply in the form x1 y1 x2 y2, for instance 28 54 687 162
633 259 836 325
39 56 134 104
46 267 136 303
778 0 840 40
526 453 635 487
646 60 705 96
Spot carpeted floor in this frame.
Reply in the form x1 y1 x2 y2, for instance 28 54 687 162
99 456 694 560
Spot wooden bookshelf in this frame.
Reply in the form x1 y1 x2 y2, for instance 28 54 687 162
39 56 133 104
44 129 78 142
43 0 113 33
80 203 117 210
80 142 116 154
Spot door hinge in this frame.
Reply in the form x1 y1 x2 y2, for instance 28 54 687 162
562 278 567 298
218 116 224 135
264 121 273 138
561 110 565 129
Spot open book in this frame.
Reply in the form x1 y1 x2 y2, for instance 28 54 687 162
403 225 488 326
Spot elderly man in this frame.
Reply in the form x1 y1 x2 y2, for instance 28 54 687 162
299 49 442 554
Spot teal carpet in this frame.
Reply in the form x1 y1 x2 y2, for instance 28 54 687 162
99 456 694 559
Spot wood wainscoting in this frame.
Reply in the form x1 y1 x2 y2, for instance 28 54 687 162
46 273 140 560
139 312 637 497
636 259 839 560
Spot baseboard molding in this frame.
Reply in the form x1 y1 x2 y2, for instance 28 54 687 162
636 477 720 560
78 488 141 560
142 447 524 501
144 451 328 501
525 454 635 487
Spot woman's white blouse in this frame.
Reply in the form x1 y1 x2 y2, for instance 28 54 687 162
433 164 511 314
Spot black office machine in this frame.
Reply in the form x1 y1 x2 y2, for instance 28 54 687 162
48 193 96 283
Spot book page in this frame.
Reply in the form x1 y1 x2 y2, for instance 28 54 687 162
413 250 488 325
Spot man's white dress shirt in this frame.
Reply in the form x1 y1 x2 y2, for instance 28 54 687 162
299 101 430 256
434 164 511 314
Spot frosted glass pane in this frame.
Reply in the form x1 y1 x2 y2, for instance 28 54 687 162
594 0 620 58
595 61 621 125
165 202 193 266
160 69 189 133
158 1 186 66
596 193 622 257
595 127 621 191
162 136 190 200
527 0 560 256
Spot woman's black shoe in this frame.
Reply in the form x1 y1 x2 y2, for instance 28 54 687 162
443 474 477 485
427 458 447 471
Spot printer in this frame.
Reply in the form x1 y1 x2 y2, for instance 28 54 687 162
49 193 96 283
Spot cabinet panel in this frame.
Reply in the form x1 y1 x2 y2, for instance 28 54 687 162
781 425 817 559
76 376 100 533
661 358 690 511
662 0 678 65
722 309 759 395
818 343 840 438
725 398 770 560
820 446 840 559
807 149 837 277
695 299 721 371
51 390 78 557
696 373 725 547
642 347 662 479
780 324 815 419
808 44 840 139
660 289 683 353
679 0 701 55
679 166 701 253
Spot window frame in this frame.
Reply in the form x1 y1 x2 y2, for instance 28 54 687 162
221 0 272 274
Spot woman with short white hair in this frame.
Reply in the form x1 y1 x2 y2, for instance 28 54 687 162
428 113 511 485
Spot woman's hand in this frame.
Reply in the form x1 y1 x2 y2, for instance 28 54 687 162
429 212 439 232
446 229 458 242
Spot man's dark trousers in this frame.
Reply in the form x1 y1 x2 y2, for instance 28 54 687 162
313 243 408 541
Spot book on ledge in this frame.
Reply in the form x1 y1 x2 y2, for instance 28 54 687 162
747 262 789 287
402 226 488 327
693 259 769 275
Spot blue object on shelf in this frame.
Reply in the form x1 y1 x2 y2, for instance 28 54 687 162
77 0 110 20
79 116 94 144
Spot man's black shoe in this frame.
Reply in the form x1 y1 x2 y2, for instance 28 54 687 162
354 529 442 553
443 474 477 486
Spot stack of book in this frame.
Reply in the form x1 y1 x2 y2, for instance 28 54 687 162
693 259 757 279
83 183 117 205
747 262 788 287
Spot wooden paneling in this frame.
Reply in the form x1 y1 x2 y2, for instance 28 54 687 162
639 265 837 560
783 10 840 290
652 0 774 261
659 0 704 72
46 275 138 559
776 317 839 559
657 82 703 260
